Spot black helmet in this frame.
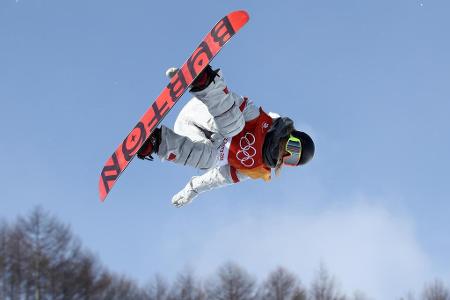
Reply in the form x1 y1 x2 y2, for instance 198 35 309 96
291 130 315 166
263 117 315 168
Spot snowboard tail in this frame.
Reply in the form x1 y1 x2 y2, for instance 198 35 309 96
99 11 250 201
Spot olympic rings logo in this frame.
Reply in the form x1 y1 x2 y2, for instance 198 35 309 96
236 132 256 167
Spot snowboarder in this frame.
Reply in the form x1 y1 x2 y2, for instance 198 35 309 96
137 65 315 207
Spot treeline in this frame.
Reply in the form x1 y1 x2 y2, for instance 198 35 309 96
0 208 449 300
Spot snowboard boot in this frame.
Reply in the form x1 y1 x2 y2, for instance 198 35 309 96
137 127 161 161
190 65 220 92
165 65 219 92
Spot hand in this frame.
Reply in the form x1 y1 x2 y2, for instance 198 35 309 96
171 187 198 208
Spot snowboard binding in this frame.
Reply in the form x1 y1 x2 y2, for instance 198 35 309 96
137 127 161 161
190 65 221 92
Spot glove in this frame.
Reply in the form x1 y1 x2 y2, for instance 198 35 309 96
171 185 198 208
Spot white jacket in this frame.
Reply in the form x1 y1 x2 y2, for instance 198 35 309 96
159 71 271 207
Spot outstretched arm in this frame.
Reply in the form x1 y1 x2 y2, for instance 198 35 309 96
171 164 248 207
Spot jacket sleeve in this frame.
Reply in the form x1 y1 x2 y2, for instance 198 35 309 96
190 70 259 138
171 164 248 206
191 164 248 192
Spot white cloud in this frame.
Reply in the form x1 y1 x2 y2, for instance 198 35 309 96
190 200 432 299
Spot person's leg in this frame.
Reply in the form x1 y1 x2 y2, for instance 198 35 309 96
155 98 222 169
157 125 217 169
167 66 246 138
190 68 245 138
173 98 216 142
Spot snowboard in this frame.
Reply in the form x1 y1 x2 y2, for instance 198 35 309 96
99 10 250 201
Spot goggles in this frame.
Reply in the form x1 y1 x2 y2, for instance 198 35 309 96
283 134 302 166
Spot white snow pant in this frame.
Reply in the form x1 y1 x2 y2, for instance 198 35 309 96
157 70 247 169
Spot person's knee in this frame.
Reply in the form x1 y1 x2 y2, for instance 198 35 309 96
180 142 216 169
193 143 217 169
214 105 245 137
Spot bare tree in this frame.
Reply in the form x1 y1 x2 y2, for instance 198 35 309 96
206 262 257 300
0 221 8 299
422 279 450 300
15 206 93 299
0 207 127 300
97 272 148 300
399 291 416 300
146 274 169 300
309 263 345 300
17 206 65 299
5 222 28 300
8 207 439 300
292 286 308 300
259 266 306 300
168 268 205 300
351 290 371 300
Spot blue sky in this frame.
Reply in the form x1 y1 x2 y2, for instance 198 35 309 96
1 0 449 298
